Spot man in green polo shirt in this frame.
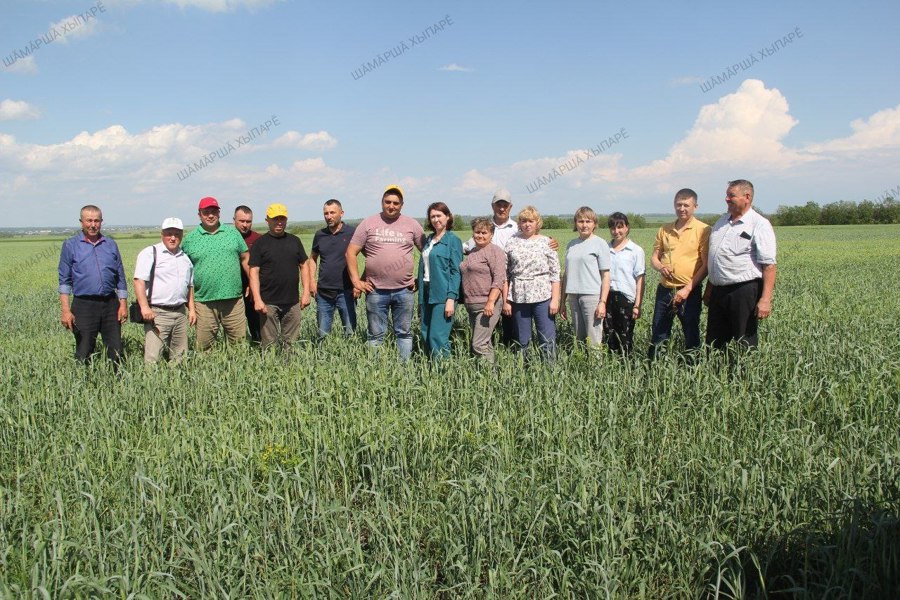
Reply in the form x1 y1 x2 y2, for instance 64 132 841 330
181 196 250 350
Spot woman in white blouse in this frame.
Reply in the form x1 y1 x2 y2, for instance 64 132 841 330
502 206 561 361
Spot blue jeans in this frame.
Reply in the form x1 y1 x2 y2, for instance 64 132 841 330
316 289 357 338
365 287 414 360
648 284 702 359
512 299 556 361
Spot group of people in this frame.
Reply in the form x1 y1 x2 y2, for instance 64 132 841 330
57 179 776 366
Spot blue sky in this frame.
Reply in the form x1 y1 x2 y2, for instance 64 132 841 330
1 0 899 227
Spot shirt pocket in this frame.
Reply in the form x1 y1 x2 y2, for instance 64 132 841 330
731 232 753 256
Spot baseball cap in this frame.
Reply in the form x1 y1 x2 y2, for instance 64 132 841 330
383 184 404 201
266 203 289 218
161 217 184 230
198 197 220 210
492 189 512 205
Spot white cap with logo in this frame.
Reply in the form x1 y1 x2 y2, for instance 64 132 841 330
161 217 184 230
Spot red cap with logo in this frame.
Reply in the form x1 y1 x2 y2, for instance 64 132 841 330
198 196 220 210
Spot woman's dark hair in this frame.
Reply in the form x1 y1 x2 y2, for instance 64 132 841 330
607 212 629 228
426 202 454 231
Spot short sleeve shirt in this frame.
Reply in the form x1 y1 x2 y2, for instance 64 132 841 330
707 208 776 286
564 235 611 294
652 217 710 288
134 242 193 306
312 224 355 291
608 240 645 302
350 214 424 289
506 235 561 304
249 232 308 305
181 225 248 302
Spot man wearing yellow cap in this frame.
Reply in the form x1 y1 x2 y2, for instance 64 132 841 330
248 203 311 351
346 185 424 360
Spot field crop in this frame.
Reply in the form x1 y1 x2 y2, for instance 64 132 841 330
0 225 898 598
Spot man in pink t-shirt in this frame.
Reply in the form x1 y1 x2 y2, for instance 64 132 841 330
346 185 424 360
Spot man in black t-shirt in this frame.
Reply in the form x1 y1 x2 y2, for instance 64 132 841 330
249 203 311 351
307 199 358 339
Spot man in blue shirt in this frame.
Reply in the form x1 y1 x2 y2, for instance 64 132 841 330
58 204 128 365
306 199 358 339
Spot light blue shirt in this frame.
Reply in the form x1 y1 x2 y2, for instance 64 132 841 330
708 208 777 286
608 239 645 302
564 235 611 294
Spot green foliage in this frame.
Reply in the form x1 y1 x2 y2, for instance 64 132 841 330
775 198 900 226
625 212 648 229
0 226 898 597
541 214 571 230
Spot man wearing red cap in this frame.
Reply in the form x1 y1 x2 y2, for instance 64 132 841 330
181 196 251 349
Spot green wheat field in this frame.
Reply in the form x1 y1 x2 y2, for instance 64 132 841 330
1 225 898 598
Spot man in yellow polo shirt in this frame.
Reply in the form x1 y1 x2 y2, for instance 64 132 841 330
648 188 710 361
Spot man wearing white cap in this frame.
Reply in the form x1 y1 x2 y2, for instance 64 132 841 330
133 218 196 363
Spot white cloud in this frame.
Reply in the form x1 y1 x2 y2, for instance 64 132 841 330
805 104 900 154
0 117 350 223
628 79 814 181
4 81 900 224
455 169 498 195
0 99 41 121
439 63 473 72
448 79 900 211
270 130 338 151
2 55 38 74
49 14 102 44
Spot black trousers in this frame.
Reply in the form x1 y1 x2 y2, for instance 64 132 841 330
244 293 261 343
706 279 762 349
605 290 636 355
71 295 123 364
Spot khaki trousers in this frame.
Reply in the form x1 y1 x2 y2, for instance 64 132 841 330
466 298 502 364
195 297 247 350
144 305 188 363
259 303 302 351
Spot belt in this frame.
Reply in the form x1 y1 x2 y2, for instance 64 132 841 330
76 294 116 301
151 303 186 310
711 278 761 290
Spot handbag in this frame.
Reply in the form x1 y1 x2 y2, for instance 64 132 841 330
129 246 157 324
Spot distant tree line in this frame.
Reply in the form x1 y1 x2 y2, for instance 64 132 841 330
773 198 899 226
